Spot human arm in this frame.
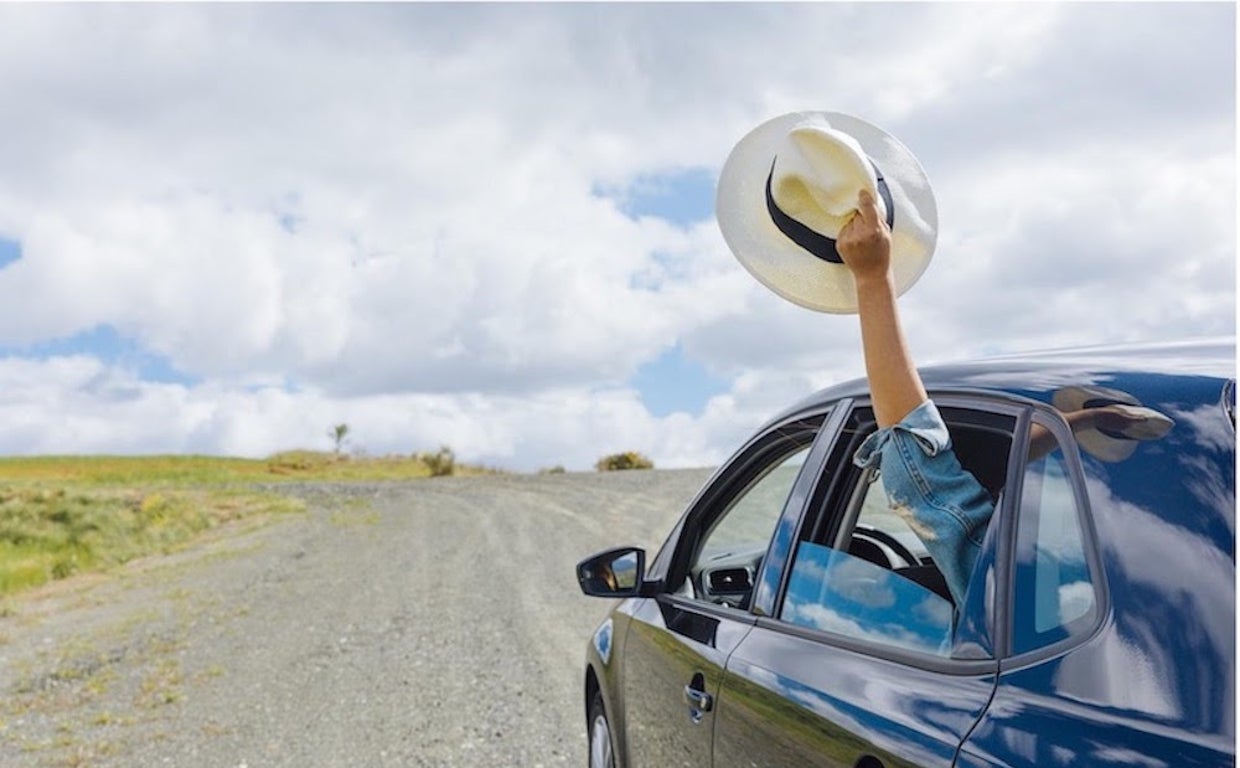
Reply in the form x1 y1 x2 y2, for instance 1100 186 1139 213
836 189 927 427
838 190 992 606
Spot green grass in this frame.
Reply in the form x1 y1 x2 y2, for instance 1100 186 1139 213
0 451 499 598
0 451 497 486
0 484 300 597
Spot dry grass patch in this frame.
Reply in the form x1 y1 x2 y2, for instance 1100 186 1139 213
0 451 501 600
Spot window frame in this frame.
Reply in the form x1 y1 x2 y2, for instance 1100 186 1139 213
657 404 839 620
996 403 1111 668
758 392 1033 675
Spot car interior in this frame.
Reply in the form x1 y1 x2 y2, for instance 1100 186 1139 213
682 406 1015 613
829 408 1014 606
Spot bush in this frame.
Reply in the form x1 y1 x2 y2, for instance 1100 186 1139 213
595 451 654 472
539 465 566 475
418 446 456 477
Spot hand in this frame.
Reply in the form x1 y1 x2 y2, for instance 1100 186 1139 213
837 189 892 283
1079 404 1173 439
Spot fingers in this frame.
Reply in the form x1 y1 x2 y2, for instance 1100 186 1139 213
836 188 892 279
840 189 881 239
855 188 881 226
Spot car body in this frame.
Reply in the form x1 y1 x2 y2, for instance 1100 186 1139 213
577 338 1235 768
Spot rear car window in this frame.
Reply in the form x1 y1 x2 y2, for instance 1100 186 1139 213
1011 416 1099 655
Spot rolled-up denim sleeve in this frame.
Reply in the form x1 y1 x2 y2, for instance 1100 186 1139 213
853 400 994 606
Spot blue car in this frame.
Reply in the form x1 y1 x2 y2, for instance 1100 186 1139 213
577 339 1235 768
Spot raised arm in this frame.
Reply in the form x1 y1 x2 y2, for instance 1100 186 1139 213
836 189 928 427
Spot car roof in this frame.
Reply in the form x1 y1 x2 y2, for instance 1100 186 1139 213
767 337 1236 426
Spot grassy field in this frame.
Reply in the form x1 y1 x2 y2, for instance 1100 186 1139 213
0 451 496 598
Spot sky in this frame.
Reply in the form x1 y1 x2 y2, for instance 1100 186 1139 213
0 2 1233 472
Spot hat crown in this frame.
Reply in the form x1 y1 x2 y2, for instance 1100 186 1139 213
771 123 886 238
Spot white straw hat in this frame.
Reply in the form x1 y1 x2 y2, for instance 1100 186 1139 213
1052 385 1176 463
716 111 938 313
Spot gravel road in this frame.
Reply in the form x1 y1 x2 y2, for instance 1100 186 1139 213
0 469 714 768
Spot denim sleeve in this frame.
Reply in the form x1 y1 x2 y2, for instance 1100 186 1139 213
853 400 995 606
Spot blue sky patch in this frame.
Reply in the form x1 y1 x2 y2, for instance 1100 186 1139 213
278 212 304 234
597 167 717 227
4 324 200 386
628 250 692 293
630 343 730 418
0 237 21 269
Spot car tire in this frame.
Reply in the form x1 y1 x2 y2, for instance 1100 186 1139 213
588 691 616 768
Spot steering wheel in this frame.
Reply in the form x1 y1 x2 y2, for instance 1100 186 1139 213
853 525 920 569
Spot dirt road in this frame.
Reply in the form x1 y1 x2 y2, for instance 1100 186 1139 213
0 469 713 767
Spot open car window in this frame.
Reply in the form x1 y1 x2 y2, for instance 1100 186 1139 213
776 402 1016 660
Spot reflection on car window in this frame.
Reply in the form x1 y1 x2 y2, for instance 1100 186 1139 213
690 443 812 607
780 542 954 656
1012 444 1098 654
701 447 809 555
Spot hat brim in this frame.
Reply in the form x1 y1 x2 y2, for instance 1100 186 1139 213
1052 386 1174 463
716 111 938 314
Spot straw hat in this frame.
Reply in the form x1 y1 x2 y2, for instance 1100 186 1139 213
1052 385 1176 463
716 111 937 313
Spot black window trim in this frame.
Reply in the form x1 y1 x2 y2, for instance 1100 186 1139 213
1222 378 1235 429
752 615 1000 678
660 592 763 628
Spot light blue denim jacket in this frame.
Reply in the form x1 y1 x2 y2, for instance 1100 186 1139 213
853 400 995 606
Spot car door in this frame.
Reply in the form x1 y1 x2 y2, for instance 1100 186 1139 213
618 405 843 768
958 400 1236 767
711 397 1022 768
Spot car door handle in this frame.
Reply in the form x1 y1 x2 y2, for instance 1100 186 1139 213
683 685 714 713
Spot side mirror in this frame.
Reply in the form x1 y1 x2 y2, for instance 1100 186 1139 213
576 546 646 598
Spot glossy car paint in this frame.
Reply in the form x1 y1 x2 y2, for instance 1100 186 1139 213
714 626 996 768
582 339 1234 768
959 366 1236 767
621 599 754 766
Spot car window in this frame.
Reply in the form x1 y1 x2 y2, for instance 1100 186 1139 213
681 419 821 609
782 540 955 655
776 403 1014 660
696 445 810 561
779 468 956 656
1012 420 1098 655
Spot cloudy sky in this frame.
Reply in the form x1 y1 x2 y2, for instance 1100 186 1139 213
0 3 1233 471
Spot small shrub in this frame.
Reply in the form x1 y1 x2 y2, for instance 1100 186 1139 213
418 446 456 477
539 465 567 475
328 423 350 456
595 451 654 472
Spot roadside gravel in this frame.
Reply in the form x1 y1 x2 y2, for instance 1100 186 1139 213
0 468 713 767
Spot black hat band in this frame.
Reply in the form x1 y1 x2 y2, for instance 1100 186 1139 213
765 158 895 264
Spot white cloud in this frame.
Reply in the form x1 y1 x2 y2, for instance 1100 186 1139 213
0 3 1231 469
0 356 761 471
